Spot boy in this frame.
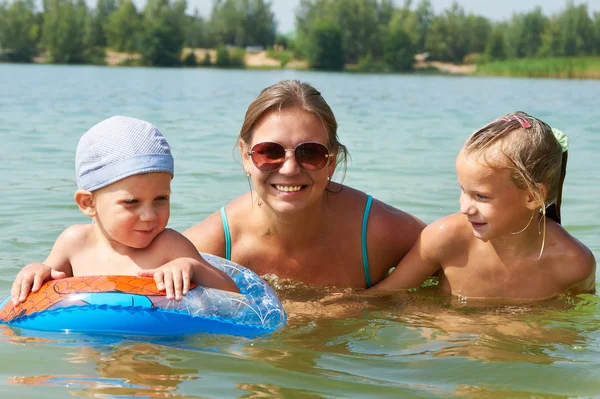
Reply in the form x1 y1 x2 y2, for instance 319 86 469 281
11 116 238 305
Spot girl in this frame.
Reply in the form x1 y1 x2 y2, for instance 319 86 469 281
371 112 595 300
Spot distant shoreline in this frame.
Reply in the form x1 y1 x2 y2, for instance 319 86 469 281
8 49 599 80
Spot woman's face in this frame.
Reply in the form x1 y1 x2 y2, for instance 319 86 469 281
241 108 336 215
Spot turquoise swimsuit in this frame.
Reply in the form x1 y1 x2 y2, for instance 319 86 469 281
220 195 374 288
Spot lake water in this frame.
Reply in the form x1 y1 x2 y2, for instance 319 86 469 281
1 64 599 398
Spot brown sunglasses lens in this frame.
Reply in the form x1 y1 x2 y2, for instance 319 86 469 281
250 142 286 171
295 142 330 171
250 142 330 172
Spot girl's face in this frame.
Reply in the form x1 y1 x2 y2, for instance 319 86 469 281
456 150 537 242
92 172 171 250
241 108 336 215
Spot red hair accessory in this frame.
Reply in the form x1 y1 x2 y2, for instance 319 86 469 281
499 114 531 129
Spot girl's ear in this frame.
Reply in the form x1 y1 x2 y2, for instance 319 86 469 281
74 189 96 218
525 184 547 210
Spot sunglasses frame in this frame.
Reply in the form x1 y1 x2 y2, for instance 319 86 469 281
247 141 334 173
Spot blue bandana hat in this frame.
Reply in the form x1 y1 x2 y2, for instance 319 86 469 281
76 116 174 191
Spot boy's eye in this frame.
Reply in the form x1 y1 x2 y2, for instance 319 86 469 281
155 196 169 202
123 199 138 205
476 194 489 200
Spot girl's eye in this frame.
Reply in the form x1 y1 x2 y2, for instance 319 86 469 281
123 199 138 205
155 196 169 202
476 194 489 200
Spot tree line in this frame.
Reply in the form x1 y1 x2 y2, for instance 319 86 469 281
0 0 599 71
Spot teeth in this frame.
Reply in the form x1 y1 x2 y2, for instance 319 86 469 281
275 185 302 192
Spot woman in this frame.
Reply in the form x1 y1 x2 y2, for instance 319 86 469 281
184 80 425 288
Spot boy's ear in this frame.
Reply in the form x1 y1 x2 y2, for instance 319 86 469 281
74 189 96 217
525 184 547 210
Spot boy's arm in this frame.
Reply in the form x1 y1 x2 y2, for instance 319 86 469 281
11 226 78 303
369 222 444 292
138 229 239 300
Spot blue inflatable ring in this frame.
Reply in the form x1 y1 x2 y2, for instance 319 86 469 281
0 253 286 337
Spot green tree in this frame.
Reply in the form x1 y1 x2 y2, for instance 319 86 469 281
140 0 186 66
383 22 415 71
210 0 276 47
41 0 88 63
210 0 243 45
485 24 507 61
425 2 470 63
86 0 116 48
243 0 276 46
105 0 140 53
465 14 491 54
185 9 211 49
538 17 562 57
594 12 600 55
200 52 212 66
413 0 433 52
330 0 382 63
306 20 344 70
182 50 196 66
559 1 595 56
214 43 231 66
519 7 546 57
0 0 39 62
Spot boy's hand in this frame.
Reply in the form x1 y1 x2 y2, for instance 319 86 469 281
137 258 193 301
11 262 67 305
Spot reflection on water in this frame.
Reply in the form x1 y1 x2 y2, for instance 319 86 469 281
9 343 200 398
3 284 600 398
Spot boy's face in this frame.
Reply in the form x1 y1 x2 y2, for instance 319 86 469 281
91 172 171 249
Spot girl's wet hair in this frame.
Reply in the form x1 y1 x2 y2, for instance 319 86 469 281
239 80 349 180
463 111 567 224
463 112 568 258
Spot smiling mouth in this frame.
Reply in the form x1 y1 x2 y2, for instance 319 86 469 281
469 221 487 227
273 185 305 192
135 229 154 234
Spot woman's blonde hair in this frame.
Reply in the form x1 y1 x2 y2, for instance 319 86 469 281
463 111 568 256
239 80 349 180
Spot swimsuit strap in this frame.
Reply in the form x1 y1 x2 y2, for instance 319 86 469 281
362 195 373 288
220 206 232 260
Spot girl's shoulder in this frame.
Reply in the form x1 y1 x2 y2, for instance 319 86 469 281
419 213 473 258
546 222 596 291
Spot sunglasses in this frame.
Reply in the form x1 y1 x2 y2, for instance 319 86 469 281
247 142 333 172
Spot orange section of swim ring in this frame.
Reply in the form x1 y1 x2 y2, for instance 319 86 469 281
0 276 194 322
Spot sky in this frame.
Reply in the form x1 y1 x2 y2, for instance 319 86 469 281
172 0 600 34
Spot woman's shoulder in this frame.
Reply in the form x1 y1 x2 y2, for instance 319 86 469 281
333 187 426 274
182 193 255 254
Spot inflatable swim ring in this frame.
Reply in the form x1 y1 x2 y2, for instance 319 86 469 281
0 253 286 337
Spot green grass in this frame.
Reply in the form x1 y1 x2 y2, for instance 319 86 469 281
476 57 600 79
